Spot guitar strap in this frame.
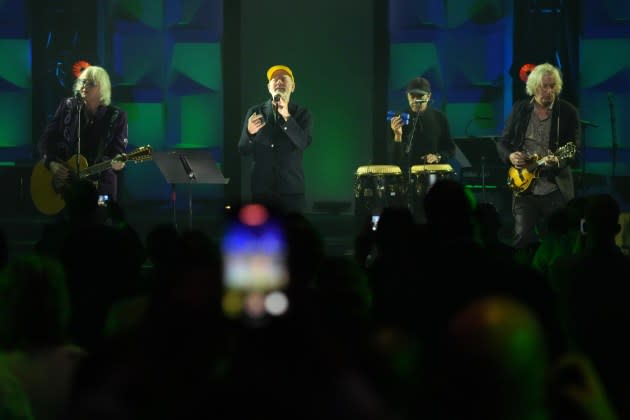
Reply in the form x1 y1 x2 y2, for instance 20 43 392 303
94 106 120 164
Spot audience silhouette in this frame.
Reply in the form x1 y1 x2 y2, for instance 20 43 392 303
0 254 85 420
0 180 626 419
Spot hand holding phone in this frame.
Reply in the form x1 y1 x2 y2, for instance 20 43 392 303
221 204 290 321
371 215 380 231
97 194 109 207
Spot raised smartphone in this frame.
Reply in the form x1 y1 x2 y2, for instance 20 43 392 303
221 203 289 320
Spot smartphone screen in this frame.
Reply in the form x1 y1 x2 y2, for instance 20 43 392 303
371 215 380 231
97 194 109 207
221 204 289 320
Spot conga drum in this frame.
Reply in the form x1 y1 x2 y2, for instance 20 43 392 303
410 164 455 223
354 165 405 224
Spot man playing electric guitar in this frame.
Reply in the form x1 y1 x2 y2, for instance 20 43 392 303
507 142 577 194
37 65 128 215
510 150 559 187
498 63 581 252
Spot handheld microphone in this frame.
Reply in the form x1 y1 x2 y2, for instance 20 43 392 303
179 154 196 180
273 94 281 102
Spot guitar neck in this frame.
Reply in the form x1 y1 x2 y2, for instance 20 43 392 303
533 143 574 168
75 146 151 179
79 158 116 178
535 156 547 167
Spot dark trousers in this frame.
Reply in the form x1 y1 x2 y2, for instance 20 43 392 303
512 189 566 249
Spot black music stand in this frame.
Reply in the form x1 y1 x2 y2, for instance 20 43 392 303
578 119 599 195
455 137 501 202
153 149 229 230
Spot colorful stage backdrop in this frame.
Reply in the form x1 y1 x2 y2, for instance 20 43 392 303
0 0 628 214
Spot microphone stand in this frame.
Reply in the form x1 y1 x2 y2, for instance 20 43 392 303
608 93 617 178
578 120 598 195
76 95 83 176
481 155 487 202
405 105 423 213
75 80 87 178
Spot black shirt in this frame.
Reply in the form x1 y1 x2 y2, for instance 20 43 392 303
387 106 455 170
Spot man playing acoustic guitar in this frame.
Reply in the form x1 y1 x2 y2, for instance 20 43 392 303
36 65 128 215
498 63 580 252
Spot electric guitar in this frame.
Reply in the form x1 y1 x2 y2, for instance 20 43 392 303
507 142 576 194
30 145 153 215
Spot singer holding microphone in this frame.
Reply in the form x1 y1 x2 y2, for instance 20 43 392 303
238 64 313 214
38 65 129 211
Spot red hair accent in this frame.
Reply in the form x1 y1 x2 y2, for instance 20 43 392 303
519 63 536 83
72 60 91 78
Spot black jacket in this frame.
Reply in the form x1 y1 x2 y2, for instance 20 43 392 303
497 98 580 200
238 100 312 195
39 97 128 199
387 107 455 169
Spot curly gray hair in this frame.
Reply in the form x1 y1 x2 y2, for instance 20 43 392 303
525 62 563 97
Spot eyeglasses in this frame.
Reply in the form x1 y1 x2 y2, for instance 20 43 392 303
82 79 98 88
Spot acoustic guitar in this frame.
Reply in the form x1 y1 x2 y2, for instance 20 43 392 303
507 142 576 194
30 145 152 215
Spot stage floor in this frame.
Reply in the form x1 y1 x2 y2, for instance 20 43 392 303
0 201 361 261
3 179 628 264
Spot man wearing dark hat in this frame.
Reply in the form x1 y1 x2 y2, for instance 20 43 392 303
238 64 313 213
388 77 454 167
388 76 455 221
